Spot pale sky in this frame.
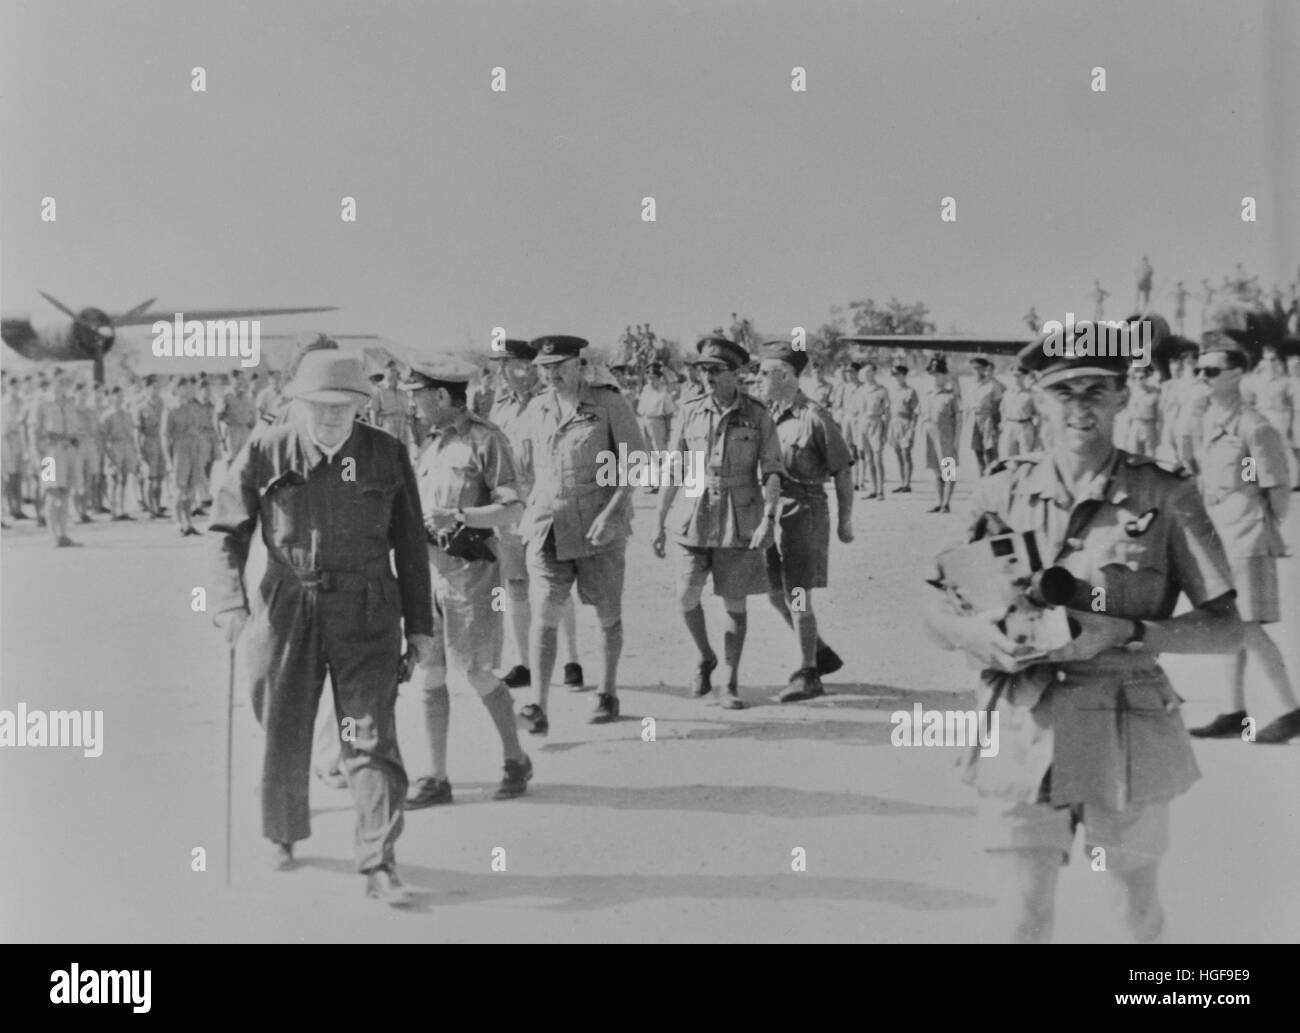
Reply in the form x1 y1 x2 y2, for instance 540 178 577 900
2 0 1296 361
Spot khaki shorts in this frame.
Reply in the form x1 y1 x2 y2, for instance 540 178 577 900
497 528 528 583
1229 554 1280 624
427 556 503 696
172 443 206 495
41 443 82 492
888 419 915 450
859 417 887 453
971 415 999 456
978 793 1170 871
766 495 830 594
676 542 769 600
526 532 625 620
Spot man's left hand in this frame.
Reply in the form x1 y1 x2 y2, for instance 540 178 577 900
423 508 458 535
748 514 775 551
586 511 615 547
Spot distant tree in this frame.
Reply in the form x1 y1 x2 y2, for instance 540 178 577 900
848 297 936 336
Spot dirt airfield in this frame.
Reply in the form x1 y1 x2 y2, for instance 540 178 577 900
2 450 1297 944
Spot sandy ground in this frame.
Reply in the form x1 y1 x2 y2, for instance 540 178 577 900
1 459 1297 943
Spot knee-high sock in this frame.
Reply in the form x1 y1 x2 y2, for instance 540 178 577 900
482 684 526 763
600 618 623 696
683 604 713 661
529 623 558 713
722 610 747 688
422 683 450 779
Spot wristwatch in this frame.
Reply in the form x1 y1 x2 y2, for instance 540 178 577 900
1123 618 1147 652
455 507 467 526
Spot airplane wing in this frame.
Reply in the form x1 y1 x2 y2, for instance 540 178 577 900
113 306 338 327
835 334 1029 356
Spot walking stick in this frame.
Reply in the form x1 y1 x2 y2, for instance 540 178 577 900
225 644 235 889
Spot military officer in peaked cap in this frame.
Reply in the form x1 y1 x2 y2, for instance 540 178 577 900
513 335 646 733
400 355 535 807
653 336 785 708
488 339 585 693
925 323 1243 943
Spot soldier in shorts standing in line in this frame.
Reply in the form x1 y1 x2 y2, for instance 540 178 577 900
101 387 139 520
135 375 168 517
887 364 919 493
652 336 785 710
30 368 84 547
926 327 1242 943
514 335 646 733
969 356 1005 476
163 377 207 537
756 340 855 702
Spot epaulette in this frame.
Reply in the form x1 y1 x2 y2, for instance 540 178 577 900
1124 452 1193 478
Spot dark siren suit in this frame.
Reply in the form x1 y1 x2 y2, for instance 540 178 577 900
210 419 432 871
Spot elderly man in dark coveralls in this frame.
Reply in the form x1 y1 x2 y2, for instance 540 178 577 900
925 326 1243 943
756 341 855 702
652 336 785 709
210 351 434 904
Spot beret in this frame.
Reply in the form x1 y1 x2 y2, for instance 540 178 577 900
757 339 808 374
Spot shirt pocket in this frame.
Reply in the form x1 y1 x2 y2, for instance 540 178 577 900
559 415 607 483
1090 532 1167 618
351 481 397 536
260 470 309 540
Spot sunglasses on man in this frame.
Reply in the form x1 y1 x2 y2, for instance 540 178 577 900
1193 365 1226 379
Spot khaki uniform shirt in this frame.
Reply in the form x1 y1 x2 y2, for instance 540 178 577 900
415 410 521 581
1199 402 1290 558
665 391 784 548
959 450 1234 810
890 384 919 424
516 383 646 561
768 391 852 495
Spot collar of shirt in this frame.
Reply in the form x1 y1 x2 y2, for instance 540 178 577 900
699 390 748 418
1204 400 1243 440
768 390 807 421
1026 448 1124 509
429 409 474 440
302 426 354 467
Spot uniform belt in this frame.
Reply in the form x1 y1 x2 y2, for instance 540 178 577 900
781 479 827 499
1006 417 1033 423
45 434 79 445
267 554 391 591
1053 649 1161 676
707 473 758 490
549 483 608 500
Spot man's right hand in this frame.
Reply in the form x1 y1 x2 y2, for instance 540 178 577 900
216 606 250 646
652 530 667 559
948 610 1034 673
